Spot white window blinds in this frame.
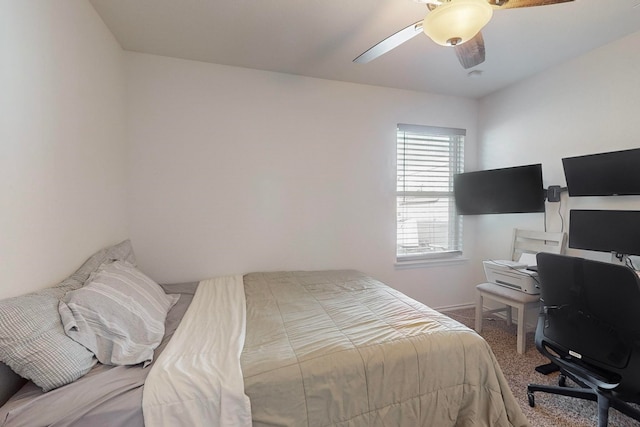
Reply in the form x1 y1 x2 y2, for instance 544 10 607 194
396 124 465 261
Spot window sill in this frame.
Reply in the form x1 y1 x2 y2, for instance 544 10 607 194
395 256 469 270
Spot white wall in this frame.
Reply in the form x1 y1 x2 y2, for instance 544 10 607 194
0 1 128 299
475 30 640 330
476 30 640 270
126 53 480 308
10 2 635 310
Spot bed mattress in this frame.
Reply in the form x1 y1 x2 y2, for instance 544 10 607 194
0 271 528 427
241 270 528 426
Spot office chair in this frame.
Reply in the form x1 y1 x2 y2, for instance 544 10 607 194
527 253 640 427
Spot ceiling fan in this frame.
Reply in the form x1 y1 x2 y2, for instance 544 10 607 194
353 0 574 69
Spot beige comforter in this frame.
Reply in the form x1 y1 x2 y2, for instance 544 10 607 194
241 270 529 427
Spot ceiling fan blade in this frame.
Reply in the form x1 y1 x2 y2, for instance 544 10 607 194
353 21 424 63
454 32 485 69
493 0 574 9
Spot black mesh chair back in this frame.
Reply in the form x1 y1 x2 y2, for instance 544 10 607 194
528 252 640 426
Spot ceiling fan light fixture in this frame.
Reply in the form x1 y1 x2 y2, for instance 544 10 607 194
423 0 493 47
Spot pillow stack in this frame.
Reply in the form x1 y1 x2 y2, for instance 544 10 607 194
0 240 178 392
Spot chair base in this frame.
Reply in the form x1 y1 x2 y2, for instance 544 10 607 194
527 372 640 427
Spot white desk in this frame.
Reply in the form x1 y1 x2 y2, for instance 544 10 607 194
475 282 541 354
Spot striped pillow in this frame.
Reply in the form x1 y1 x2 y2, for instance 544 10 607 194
0 239 135 392
0 285 96 392
59 261 179 366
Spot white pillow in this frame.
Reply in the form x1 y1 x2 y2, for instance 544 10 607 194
59 261 179 366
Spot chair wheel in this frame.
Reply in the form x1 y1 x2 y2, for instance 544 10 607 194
559 374 567 387
527 391 535 407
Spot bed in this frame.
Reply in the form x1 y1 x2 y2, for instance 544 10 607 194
0 241 529 427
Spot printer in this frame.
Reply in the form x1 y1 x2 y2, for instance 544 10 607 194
483 260 540 294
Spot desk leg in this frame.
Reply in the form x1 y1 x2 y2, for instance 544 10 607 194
505 306 513 326
475 293 483 333
517 305 526 354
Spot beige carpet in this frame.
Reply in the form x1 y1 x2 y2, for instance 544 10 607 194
445 308 640 427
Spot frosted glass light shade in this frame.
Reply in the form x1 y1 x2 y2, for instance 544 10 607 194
423 0 493 47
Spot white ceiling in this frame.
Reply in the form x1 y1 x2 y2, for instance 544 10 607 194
89 0 640 99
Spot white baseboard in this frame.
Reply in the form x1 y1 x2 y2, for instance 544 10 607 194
434 303 475 313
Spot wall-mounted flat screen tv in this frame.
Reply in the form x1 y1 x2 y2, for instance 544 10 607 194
562 148 640 196
569 209 640 256
453 164 545 215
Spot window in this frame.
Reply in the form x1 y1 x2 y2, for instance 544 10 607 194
396 124 465 262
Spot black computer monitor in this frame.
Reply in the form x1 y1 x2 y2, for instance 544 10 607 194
453 164 545 215
562 148 640 196
569 210 640 257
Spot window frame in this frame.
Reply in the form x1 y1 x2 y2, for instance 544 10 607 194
396 123 465 263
